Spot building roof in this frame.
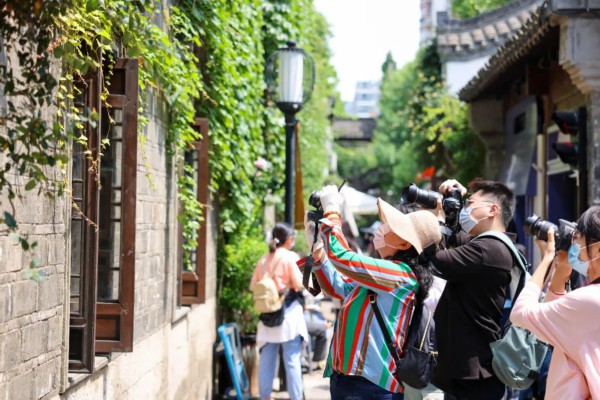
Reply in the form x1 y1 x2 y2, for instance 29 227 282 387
458 7 555 101
332 118 377 142
437 0 543 61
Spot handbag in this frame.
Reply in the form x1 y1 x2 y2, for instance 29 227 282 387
477 231 550 390
369 290 437 389
259 305 285 327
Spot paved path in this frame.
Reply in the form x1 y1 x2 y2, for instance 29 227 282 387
271 369 330 400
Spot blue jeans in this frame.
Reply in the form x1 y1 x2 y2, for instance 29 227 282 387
330 372 404 400
259 336 303 400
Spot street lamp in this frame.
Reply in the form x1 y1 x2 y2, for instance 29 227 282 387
265 40 315 225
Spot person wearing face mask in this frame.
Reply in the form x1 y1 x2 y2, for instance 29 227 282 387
510 207 600 398
428 179 516 400
299 185 442 399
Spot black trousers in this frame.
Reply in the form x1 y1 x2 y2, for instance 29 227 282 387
437 376 505 400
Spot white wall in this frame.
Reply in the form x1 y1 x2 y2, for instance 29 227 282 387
445 56 490 95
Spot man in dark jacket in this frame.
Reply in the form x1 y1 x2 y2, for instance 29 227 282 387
430 179 516 400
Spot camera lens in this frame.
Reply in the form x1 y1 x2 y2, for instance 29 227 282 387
308 190 322 210
401 183 440 209
524 214 558 242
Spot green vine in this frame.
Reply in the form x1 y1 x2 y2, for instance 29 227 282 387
1 1 205 270
1 1 339 327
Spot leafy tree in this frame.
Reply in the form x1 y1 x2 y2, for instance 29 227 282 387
371 42 484 201
452 0 514 19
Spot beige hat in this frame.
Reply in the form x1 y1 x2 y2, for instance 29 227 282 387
377 198 442 254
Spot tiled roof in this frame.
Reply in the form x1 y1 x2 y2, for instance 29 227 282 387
458 8 554 101
437 0 543 59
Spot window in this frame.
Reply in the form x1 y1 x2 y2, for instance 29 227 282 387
95 58 138 352
68 57 139 371
69 69 101 373
178 118 210 305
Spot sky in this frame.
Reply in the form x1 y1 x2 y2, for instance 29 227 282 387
313 0 421 102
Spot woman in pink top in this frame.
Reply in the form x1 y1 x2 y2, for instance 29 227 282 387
511 206 600 399
250 222 308 400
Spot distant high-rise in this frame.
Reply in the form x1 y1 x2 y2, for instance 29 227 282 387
345 81 380 118
420 0 451 46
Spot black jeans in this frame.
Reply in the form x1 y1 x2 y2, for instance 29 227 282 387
440 377 505 400
330 372 404 400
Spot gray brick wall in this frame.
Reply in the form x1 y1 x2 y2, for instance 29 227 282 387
1 37 218 400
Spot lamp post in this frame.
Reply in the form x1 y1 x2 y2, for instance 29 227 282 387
265 40 315 225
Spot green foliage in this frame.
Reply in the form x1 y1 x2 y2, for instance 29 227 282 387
372 42 485 199
1 0 338 327
220 233 268 333
451 0 514 19
0 1 206 265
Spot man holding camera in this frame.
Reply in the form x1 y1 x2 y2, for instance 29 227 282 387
429 179 516 400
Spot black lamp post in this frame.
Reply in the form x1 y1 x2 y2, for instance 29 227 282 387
265 40 315 225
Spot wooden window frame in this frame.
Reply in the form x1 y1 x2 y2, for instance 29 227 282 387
68 69 101 373
95 57 138 353
178 118 210 305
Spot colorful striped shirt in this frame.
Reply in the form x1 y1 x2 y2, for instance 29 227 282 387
298 216 418 393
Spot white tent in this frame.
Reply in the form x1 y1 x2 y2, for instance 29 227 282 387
340 186 378 215
340 186 379 239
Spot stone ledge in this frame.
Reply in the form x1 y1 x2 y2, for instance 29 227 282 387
64 356 109 391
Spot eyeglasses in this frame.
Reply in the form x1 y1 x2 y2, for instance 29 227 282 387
465 198 496 207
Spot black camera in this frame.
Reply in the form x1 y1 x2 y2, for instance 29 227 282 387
308 190 322 211
524 214 576 251
401 184 441 209
307 190 324 224
401 183 463 231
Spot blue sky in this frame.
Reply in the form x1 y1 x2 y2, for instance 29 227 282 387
314 0 421 101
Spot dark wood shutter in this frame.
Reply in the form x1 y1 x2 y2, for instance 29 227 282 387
69 70 101 372
95 58 138 352
180 118 210 305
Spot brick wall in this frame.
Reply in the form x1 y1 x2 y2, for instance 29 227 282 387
1 76 218 400
0 158 67 400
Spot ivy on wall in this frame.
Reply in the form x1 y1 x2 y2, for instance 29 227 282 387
1 0 338 331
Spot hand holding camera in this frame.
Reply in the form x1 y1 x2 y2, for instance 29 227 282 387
319 184 343 214
401 181 464 233
524 214 576 252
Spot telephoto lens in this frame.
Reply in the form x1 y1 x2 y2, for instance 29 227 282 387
524 214 576 251
401 183 441 209
523 214 557 242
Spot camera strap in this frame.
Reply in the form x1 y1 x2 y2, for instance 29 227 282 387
302 220 322 296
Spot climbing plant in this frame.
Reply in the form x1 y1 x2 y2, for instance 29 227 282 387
0 0 205 271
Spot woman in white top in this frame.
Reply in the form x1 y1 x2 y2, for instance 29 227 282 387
250 222 308 400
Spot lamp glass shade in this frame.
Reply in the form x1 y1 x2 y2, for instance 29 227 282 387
278 51 304 103
265 41 315 114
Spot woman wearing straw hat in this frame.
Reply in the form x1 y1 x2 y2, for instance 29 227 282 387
301 184 442 399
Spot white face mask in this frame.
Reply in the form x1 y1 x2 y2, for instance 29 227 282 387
459 205 491 234
373 223 403 251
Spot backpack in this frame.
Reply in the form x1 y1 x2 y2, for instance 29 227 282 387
477 231 550 390
369 291 438 389
253 256 286 314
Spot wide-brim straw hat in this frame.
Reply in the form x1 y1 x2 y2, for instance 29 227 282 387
377 198 442 254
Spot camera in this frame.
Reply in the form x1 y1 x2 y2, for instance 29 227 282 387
307 190 324 224
401 183 464 231
308 190 322 211
524 214 576 251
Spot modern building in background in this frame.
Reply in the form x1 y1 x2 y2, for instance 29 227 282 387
344 80 381 118
420 0 451 45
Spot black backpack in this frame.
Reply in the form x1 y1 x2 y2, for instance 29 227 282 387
369 290 438 389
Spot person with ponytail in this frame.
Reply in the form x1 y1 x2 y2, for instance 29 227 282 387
300 185 442 399
250 222 308 400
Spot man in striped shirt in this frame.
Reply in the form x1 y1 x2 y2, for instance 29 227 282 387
299 185 442 399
